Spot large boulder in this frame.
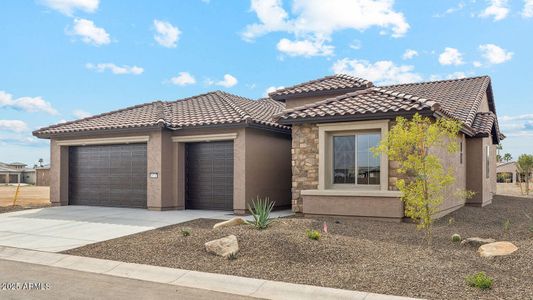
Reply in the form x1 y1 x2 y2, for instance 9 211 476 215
205 235 239 258
478 241 518 258
213 217 246 229
461 237 496 247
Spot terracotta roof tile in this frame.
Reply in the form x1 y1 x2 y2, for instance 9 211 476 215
269 74 373 99
33 91 288 137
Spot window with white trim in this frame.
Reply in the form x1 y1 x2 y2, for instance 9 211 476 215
332 132 381 186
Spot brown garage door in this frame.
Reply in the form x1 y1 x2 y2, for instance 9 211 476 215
186 141 233 210
69 144 147 208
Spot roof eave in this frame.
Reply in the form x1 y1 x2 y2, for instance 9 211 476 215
277 109 435 125
270 86 371 102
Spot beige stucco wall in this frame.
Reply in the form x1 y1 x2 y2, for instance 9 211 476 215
302 195 403 220
48 126 291 213
429 134 468 217
466 136 496 206
244 128 292 212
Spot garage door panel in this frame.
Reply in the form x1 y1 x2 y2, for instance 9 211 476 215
69 143 147 208
186 141 233 210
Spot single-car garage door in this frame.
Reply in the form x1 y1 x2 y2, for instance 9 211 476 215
69 144 147 208
186 141 233 210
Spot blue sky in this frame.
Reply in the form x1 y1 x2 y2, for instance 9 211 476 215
1 0 532 165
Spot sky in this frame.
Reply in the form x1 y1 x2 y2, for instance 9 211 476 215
1 0 532 166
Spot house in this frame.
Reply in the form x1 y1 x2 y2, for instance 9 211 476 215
33 91 292 212
496 161 532 196
0 162 36 184
33 75 502 220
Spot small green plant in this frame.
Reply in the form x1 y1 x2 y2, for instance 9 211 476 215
306 229 321 240
502 219 511 236
448 217 455 225
246 196 275 230
451 233 461 242
181 227 192 237
227 252 238 260
466 272 493 290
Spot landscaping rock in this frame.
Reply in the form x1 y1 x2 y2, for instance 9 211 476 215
460 237 496 247
204 235 239 258
478 241 518 258
213 217 246 229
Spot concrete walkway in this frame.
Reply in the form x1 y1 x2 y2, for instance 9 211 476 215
0 206 293 252
0 246 419 300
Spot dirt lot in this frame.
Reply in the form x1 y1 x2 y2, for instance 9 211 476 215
0 185 50 212
65 195 533 300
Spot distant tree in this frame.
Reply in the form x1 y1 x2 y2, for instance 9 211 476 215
503 153 512 162
373 113 468 246
497 154 502 163
38 158 44 167
517 154 533 195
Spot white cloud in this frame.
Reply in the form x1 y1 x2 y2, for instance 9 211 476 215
479 44 513 65
479 0 509 21
473 61 483 67
438 47 464 65
349 39 362 50
276 38 333 57
86 63 144 75
243 0 409 56
153 20 181 48
41 0 99 16
434 2 465 17
0 91 59 115
264 86 285 97
402 49 418 60
524 0 533 17
0 120 28 133
332 58 422 85
68 18 110 46
499 113 533 138
169 72 196 86
73 110 92 119
208 74 238 88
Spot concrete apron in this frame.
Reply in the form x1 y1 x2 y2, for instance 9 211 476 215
0 246 420 300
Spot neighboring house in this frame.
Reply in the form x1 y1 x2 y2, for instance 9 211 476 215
33 75 502 220
35 165 51 186
496 161 532 196
0 162 36 184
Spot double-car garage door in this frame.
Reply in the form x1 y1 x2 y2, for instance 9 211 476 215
68 141 234 210
69 144 147 208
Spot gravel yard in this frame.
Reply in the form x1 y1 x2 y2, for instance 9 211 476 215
65 195 533 300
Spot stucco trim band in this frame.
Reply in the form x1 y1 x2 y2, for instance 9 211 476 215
171 133 238 143
55 136 150 146
301 189 401 198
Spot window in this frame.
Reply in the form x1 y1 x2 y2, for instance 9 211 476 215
486 145 490 179
332 133 381 186
460 142 463 164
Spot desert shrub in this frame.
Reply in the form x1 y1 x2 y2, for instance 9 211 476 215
247 196 275 230
466 272 493 290
181 227 192 237
451 233 461 242
306 229 321 240
227 252 238 260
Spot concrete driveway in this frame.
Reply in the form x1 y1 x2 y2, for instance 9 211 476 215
0 206 292 252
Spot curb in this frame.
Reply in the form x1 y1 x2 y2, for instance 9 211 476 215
0 246 419 300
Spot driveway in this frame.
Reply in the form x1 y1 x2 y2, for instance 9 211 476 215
0 206 292 252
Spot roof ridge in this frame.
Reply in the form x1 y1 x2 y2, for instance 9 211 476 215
32 100 162 134
273 88 373 120
268 74 372 97
382 75 490 88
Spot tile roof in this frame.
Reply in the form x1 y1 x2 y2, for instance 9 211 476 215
33 91 288 137
383 76 491 126
268 74 373 100
275 87 443 122
471 112 496 136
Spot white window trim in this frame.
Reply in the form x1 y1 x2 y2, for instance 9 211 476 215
318 120 389 191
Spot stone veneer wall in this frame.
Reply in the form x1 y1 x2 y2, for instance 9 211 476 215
291 124 319 213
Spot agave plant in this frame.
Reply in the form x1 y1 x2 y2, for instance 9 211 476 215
247 196 275 230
